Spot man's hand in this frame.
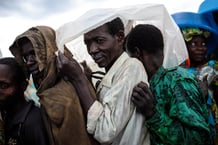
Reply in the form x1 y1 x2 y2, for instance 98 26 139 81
131 81 155 119
56 51 85 82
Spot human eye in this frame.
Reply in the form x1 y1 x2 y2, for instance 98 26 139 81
0 82 9 89
202 42 206 46
95 37 105 44
191 42 196 46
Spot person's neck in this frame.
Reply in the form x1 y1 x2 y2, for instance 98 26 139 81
146 54 162 80
147 62 162 81
190 59 207 68
105 50 123 72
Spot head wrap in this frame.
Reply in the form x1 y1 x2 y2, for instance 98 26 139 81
9 26 99 145
181 27 211 42
172 12 218 54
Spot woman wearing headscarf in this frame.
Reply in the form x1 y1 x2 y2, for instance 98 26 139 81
9 26 99 145
172 12 218 144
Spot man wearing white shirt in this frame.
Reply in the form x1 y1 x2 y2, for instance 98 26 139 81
56 17 150 145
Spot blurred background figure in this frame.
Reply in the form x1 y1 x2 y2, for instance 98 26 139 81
198 1 218 143
172 11 218 144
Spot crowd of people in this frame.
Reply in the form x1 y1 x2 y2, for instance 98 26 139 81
0 0 218 145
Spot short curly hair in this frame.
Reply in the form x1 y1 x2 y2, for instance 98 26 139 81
105 17 124 36
126 24 164 55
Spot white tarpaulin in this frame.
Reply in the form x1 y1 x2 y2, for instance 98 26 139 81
56 3 188 69
0 48 2 57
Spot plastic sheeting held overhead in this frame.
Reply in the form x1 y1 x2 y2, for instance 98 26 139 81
56 4 188 69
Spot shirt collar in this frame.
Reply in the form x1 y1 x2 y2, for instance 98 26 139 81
97 52 129 91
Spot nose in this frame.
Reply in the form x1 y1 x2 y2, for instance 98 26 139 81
197 45 207 51
25 54 36 65
88 42 99 55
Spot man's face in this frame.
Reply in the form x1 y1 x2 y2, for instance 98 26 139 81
0 64 21 110
84 24 123 69
20 40 40 77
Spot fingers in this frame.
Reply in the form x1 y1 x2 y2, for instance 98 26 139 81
56 51 72 73
132 90 146 104
132 82 151 106
134 82 153 101
56 51 72 69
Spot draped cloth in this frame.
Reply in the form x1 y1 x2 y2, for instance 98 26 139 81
9 26 99 145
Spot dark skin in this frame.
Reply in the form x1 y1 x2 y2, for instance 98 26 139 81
186 35 208 68
130 48 163 118
56 24 124 115
186 35 212 97
0 64 27 116
131 81 155 118
20 41 43 89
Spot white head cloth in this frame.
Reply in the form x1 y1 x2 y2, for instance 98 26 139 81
56 4 188 69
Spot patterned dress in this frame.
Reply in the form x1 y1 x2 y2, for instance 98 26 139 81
145 66 212 145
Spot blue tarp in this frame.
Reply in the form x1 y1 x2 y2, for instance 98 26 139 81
172 11 218 55
198 0 218 55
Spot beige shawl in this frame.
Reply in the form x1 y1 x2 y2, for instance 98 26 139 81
9 26 99 145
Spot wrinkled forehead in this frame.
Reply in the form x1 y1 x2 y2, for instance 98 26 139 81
84 24 109 40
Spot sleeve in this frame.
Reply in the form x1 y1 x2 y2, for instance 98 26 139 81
145 78 212 144
87 60 148 143
23 107 51 145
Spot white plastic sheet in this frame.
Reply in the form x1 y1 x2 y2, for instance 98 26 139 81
0 48 2 57
56 4 188 69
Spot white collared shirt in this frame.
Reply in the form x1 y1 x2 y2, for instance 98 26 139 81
87 52 150 145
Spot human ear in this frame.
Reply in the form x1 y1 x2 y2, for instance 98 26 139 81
116 30 125 42
134 47 141 58
128 46 141 58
